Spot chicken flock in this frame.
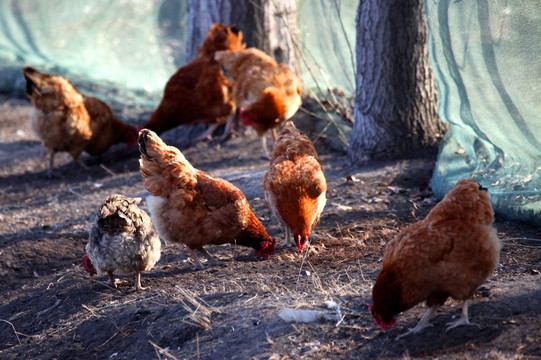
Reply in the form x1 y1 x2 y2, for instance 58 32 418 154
22 24 504 340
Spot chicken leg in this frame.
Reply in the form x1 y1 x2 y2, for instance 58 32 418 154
186 247 205 270
397 305 440 339
197 247 222 266
196 123 220 142
284 227 293 247
47 150 56 178
260 135 270 160
134 270 148 291
186 246 221 269
446 301 475 331
107 270 120 288
216 113 239 143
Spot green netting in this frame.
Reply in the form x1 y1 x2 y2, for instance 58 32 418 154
0 0 188 116
298 0 356 97
426 0 541 225
4 1 539 224
0 0 356 122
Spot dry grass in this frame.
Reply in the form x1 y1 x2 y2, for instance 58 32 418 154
172 286 219 331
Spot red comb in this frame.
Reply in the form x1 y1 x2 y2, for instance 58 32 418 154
239 108 256 126
255 238 276 258
369 304 395 330
82 254 97 276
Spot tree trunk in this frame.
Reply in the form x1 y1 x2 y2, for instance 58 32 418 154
185 0 300 74
249 0 301 76
346 0 445 167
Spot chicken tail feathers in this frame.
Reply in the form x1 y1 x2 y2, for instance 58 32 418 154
138 129 197 197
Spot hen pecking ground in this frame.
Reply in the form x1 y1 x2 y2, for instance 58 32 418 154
0 95 540 359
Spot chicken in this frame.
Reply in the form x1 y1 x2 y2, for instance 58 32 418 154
215 47 303 159
23 66 138 178
369 179 502 338
143 24 245 140
83 194 161 291
137 129 275 269
261 123 327 252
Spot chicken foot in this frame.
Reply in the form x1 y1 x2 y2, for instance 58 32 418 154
397 305 440 339
134 270 148 291
446 301 476 332
106 270 120 288
186 246 221 269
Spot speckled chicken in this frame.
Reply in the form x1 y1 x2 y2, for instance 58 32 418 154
261 122 327 252
83 194 161 291
23 66 138 178
138 129 275 269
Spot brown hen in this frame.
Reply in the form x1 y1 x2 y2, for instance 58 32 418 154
370 179 502 338
262 123 327 252
215 47 303 158
143 24 245 140
23 66 137 177
137 129 275 269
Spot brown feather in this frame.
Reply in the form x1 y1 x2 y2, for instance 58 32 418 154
215 48 303 151
22 66 137 175
261 123 327 251
371 179 502 326
143 24 245 134
137 129 275 259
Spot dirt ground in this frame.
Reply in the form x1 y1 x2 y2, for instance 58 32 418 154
0 95 540 360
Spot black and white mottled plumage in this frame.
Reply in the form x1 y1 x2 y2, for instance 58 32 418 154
84 194 161 291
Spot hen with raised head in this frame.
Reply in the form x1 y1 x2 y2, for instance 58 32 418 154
215 47 303 158
83 194 161 291
23 66 138 177
262 123 326 252
138 129 275 269
370 179 502 338
143 24 245 139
